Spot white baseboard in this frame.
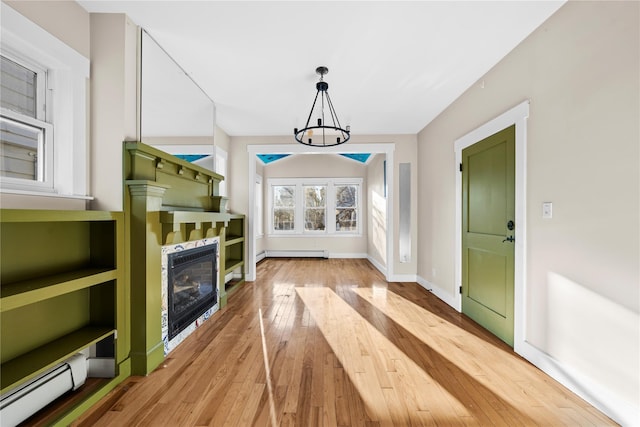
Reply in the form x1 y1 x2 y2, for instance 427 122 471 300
255 251 266 263
389 273 417 282
328 252 367 259
416 276 636 426
516 340 638 426
366 255 387 277
416 276 459 311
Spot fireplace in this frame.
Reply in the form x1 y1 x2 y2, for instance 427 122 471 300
166 244 217 339
161 238 220 354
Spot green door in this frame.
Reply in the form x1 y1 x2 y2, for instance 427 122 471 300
462 125 515 346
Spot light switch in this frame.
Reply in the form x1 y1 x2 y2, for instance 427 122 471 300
542 202 553 219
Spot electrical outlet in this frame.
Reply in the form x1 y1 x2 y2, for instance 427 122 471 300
542 202 553 219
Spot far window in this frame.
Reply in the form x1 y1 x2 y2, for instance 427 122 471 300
335 184 358 232
269 178 362 235
273 185 295 231
304 185 326 231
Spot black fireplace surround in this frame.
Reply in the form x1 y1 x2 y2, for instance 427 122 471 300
167 243 218 339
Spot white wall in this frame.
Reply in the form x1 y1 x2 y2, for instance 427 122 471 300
417 2 639 424
367 154 387 269
89 13 139 211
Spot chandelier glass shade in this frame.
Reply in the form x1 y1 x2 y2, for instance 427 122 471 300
294 66 350 147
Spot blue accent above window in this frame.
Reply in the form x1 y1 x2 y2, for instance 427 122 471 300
257 154 291 164
175 154 210 163
258 153 371 164
340 153 371 163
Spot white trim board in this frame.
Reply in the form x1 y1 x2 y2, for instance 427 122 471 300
416 276 458 310
453 100 529 342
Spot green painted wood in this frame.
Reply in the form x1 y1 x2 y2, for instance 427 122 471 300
0 268 117 312
0 209 127 423
159 210 230 227
0 326 114 393
225 259 245 275
225 236 244 246
0 209 121 222
462 125 515 346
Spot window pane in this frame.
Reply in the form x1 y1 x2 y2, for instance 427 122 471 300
336 208 357 231
305 208 325 231
1 56 37 118
273 185 295 231
336 185 357 208
274 208 295 230
273 185 295 207
304 185 325 207
336 185 358 232
0 116 42 180
304 185 326 231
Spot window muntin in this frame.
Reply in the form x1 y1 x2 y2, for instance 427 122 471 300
304 185 326 231
269 178 361 235
273 185 296 231
335 184 358 232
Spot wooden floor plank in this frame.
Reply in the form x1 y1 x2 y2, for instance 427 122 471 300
69 258 616 427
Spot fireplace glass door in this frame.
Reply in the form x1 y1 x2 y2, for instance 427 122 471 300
167 244 218 339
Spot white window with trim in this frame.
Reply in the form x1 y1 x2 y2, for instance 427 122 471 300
269 178 362 236
0 3 89 196
1 54 52 189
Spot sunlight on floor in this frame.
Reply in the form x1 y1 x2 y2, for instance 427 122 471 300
351 287 603 423
295 286 470 424
258 308 278 427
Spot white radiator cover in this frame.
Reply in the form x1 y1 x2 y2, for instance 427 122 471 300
0 353 87 426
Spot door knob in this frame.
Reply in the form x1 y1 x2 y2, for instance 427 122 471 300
502 236 515 243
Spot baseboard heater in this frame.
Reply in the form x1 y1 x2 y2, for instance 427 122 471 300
0 353 87 427
265 250 328 259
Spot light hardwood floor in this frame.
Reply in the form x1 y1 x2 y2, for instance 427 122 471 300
73 258 615 426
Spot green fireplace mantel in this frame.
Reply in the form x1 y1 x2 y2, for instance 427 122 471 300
124 142 230 375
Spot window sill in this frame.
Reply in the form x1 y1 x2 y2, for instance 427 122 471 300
267 233 362 238
0 188 94 200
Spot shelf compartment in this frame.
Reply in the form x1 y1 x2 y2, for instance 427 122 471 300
0 326 115 393
0 268 118 313
224 259 244 275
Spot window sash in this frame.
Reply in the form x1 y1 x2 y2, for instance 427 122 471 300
335 185 359 233
0 109 53 190
303 185 326 232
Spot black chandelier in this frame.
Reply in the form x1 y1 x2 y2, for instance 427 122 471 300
294 66 350 147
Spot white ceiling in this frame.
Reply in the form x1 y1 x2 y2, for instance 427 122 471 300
78 1 564 137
